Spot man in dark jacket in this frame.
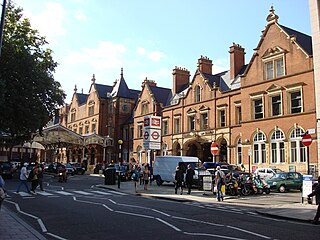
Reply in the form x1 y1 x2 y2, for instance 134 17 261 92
308 176 320 224
175 166 184 195
186 164 195 194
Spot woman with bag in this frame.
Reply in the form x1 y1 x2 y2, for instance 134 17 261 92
131 165 140 193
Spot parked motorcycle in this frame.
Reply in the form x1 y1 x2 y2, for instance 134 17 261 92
58 166 67 182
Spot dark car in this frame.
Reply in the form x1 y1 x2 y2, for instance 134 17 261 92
70 162 85 175
266 172 303 193
0 161 14 179
65 163 75 175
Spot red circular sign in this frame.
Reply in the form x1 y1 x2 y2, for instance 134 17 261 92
302 134 312 147
151 131 160 140
211 142 219 155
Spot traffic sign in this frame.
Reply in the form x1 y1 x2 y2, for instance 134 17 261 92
211 142 219 155
143 131 149 140
302 134 312 147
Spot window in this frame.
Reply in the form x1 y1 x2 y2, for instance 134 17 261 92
237 139 242 165
253 98 263 119
219 110 226 127
162 120 168 135
123 128 128 141
71 112 76 122
265 58 284 80
91 124 96 133
270 130 285 164
188 115 195 131
290 128 306 163
85 126 89 134
195 85 201 102
79 127 83 135
236 106 242 124
253 132 266 164
138 125 143 138
88 106 94 116
174 118 180 134
271 95 282 116
290 90 302 114
200 113 208 130
141 103 148 115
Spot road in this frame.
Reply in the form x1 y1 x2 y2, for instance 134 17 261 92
2 174 319 240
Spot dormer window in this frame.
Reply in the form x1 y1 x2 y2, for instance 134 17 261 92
262 47 286 80
88 106 94 116
195 85 201 102
141 101 149 115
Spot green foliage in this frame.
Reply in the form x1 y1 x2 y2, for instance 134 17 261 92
0 2 66 146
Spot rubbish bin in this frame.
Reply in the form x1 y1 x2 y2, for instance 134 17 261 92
104 167 116 185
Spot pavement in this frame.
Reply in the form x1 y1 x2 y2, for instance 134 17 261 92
0 176 318 240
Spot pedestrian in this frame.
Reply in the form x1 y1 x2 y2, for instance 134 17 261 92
16 162 31 193
308 176 320 225
37 163 44 191
185 164 195 194
131 165 140 193
175 165 184 195
30 162 40 194
139 163 144 185
215 166 225 201
143 164 150 190
0 170 6 210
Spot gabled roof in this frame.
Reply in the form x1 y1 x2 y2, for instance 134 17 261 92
95 84 113 99
202 71 229 91
279 24 312 56
76 93 88 105
149 85 172 107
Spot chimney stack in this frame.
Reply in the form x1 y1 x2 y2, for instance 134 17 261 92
172 66 190 94
197 56 212 74
229 43 245 80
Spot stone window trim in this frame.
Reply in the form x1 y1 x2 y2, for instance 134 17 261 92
268 92 283 117
251 95 264 120
262 47 286 80
286 87 303 114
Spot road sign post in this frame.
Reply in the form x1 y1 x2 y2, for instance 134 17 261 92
210 142 219 162
302 134 313 175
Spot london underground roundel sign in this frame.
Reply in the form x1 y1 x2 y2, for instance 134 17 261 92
302 134 312 147
211 142 219 155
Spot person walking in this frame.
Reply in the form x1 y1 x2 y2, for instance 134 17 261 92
175 165 184 195
131 165 140 193
30 163 39 194
308 176 320 224
0 170 6 210
37 163 44 191
215 166 225 202
16 162 31 193
185 164 195 194
143 164 150 190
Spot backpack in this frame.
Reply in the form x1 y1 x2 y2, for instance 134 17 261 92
218 170 225 185
27 169 35 181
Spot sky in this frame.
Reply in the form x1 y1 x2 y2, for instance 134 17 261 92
12 0 312 102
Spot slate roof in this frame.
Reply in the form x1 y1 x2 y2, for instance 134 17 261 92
110 72 141 100
279 24 312 55
202 71 229 91
149 85 172 107
76 93 88 105
95 84 113 99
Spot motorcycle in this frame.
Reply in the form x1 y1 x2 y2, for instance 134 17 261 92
58 167 67 182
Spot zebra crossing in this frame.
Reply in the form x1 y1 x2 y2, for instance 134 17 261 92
7 189 127 199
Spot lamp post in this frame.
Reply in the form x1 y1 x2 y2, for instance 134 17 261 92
117 139 123 189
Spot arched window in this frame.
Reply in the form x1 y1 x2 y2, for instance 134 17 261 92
290 128 306 163
195 85 201 102
270 130 285 164
237 138 242 165
253 132 266 164
162 143 168 156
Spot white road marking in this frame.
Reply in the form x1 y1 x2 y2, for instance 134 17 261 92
73 190 93 195
36 191 54 196
115 210 154 219
151 208 171 217
91 190 112 195
184 232 247 240
156 218 181 232
172 216 223 227
108 190 127 195
102 204 114 211
227 225 271 239
55 191 74 195
17 192 33 197
46 232 68 240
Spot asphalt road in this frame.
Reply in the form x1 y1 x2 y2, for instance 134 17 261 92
3 174 320 240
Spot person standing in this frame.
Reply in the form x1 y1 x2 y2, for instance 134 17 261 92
30 163 39 194
175 166 184 195
16 163 30 193
0 171 6 210
131 165 140 193
143 164 150 190
185 164 195 194
215 166 225 202
308 176 320 224
37 163 44 191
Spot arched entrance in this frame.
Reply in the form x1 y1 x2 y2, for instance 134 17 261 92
218 138 228 163
172 141 181 156
183 140 202 160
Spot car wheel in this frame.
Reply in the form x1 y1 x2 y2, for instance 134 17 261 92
242 186 251 196
264 188 270 194
278 185 286 193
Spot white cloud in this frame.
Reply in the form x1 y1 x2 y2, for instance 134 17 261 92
137 47 146 55
138 68 171 83
212 58 229 74
147 51 166 62
74 10 87 21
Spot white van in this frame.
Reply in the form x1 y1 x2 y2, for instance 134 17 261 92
254 168 283 180
153 156 209 185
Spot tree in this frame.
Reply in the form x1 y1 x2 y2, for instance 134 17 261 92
0 1 66 148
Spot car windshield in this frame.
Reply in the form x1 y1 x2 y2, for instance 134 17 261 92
66 163 72 168
273 168 283 173
274 172 287 179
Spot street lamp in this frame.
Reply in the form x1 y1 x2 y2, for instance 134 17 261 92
118 139 123 163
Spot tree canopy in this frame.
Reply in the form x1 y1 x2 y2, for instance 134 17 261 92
0 1 66 147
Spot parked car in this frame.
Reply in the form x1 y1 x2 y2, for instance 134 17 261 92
0 161 14 179
254 167 283 180
65 163 75 175
70 162 85 175
266 172 303 193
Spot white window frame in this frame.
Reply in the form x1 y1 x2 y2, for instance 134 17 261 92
200 112 208 130
253 132 266 164
263 55 285 80
290 128 306 163
162 120 168 135
270 130 285 164
195 85 201 103
188 115 196 131
269 93 282 117
289 89 303 114
252 96 264 120
174 117 180 134
237 138 242 165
